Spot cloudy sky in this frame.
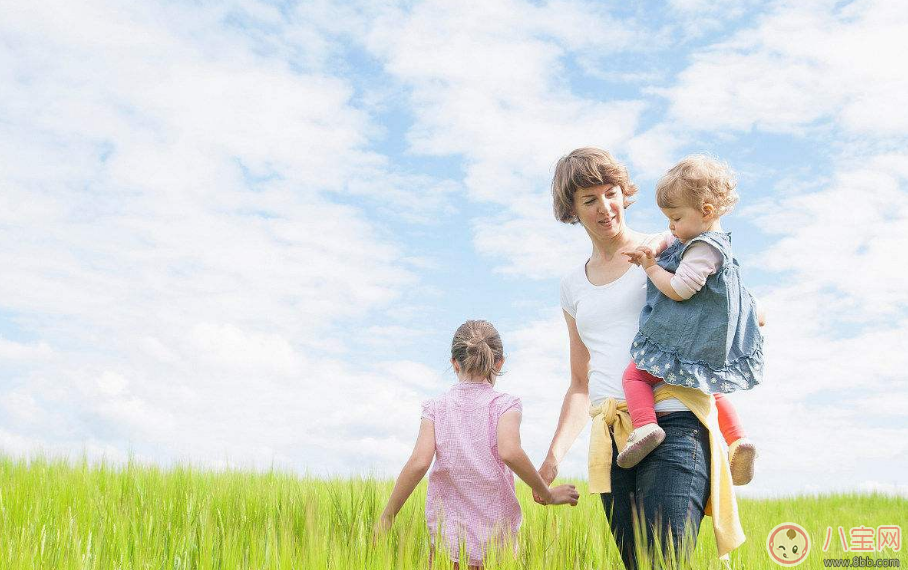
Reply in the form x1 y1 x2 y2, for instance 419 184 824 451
2 0 906 497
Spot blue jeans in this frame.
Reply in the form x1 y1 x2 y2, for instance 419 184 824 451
600 411 711 570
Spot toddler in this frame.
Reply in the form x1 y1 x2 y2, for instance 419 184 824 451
617 156 763 486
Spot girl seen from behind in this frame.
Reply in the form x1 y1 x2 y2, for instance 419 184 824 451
376 320 579 569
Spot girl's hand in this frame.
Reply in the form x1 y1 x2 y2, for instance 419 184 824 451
373 513 393 537
546 484 580 506
623 246 656 269
532 460 558 504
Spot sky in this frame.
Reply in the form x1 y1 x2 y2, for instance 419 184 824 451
1 0 907 498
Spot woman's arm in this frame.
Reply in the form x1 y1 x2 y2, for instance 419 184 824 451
535 311 591 496
376 419 435 530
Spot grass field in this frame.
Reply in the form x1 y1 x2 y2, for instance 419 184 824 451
1 455 904 569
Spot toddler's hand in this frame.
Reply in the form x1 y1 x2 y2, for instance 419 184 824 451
546 484 580 506
624 246 656 269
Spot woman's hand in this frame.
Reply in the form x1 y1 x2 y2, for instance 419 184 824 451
623 246 656 269
532 459 559 504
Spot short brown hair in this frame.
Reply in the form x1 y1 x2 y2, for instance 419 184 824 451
656 155 739 216
551 147 638 224
451 320 504 384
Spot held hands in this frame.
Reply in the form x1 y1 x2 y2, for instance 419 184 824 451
532 460 578 506
623 246 657 269
532 460 557 504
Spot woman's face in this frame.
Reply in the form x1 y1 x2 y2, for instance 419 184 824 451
573 185 626 239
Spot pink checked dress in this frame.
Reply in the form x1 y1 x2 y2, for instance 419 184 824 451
421 381 522 566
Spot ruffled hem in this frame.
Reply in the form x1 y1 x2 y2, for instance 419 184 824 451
630 333 762 394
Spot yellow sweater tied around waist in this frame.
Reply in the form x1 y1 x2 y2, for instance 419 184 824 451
588 384 745 559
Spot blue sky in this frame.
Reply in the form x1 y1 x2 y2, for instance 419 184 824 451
1 0 907 497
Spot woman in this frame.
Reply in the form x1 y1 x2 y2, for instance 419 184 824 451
535 148 743 569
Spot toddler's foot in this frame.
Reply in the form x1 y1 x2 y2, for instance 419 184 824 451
729 438 757 485
617 423 665 468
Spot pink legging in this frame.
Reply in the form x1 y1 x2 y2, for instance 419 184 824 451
622 361 746 445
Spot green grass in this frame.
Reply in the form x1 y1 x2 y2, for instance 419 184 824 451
1 455 905 569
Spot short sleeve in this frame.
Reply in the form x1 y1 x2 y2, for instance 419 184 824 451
560 275 576 318
421 399 435 422
495 394 522 418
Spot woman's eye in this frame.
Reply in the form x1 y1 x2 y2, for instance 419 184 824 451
585 200 595 205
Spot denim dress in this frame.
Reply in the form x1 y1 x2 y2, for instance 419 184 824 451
631 231 763 394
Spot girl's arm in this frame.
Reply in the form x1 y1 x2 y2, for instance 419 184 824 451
536 311 591 495
643 230 674 257
629 243 721 303
498 410 579 506
377 419 436 529
644 264 686 301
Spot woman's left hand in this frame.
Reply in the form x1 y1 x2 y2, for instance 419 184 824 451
532 460 559 504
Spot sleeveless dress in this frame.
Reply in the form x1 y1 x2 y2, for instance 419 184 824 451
631 231 763 394
422 382 522 565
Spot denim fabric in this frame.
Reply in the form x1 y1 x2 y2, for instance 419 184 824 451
600 412 711 570
632 231 763 395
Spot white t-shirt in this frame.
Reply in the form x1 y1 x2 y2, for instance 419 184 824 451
560 262 689 412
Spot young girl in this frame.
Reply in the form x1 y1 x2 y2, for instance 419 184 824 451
376 320 579 569
616 156 763 485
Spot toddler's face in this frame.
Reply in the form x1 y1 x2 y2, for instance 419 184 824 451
661 205 710 242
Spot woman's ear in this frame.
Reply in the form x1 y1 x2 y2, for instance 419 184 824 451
451 357 460 373
494 357 506 371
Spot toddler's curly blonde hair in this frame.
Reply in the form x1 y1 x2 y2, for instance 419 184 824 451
656 155 739 216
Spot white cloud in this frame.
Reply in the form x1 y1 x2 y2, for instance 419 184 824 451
666 0 765 38
659 0 908 136
0 338 53 361
361 0 652 281
626 124 691 181
0 0 448 472
749 155 908 317
471 194 592 278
